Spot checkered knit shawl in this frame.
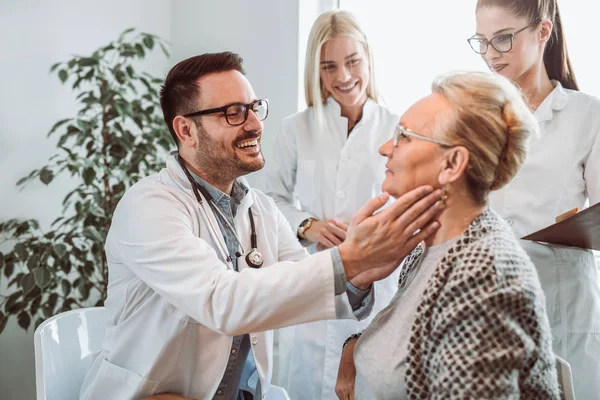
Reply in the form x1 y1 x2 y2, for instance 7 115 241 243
356 208 561 399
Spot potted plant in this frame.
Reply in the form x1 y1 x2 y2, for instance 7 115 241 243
0 28 171 333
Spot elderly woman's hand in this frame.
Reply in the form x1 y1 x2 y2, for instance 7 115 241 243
335 337 358 400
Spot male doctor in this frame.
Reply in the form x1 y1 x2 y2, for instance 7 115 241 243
79 52 444 400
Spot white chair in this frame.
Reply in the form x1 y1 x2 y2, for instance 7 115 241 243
34 307 107 400
34 306 290 400
555 354 576 400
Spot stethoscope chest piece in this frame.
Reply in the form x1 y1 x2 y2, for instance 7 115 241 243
245 248 264 268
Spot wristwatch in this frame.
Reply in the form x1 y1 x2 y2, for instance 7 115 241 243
297 218 317 240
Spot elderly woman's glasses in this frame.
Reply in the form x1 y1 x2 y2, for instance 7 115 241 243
467 19 541 55
183 99 269 127
394 125 452 147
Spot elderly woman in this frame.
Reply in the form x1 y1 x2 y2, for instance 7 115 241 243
335 71 560 399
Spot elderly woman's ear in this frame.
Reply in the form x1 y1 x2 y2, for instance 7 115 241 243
437 146 469 186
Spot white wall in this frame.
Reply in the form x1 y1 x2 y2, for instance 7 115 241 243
0 1 172 398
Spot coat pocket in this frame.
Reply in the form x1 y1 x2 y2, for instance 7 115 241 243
81 358 159 400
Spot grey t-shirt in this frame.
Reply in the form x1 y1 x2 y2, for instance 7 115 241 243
354 238 457 399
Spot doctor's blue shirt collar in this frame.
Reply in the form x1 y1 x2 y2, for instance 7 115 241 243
188 171 249 216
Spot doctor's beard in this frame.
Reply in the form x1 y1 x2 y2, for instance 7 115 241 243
193 124 265 185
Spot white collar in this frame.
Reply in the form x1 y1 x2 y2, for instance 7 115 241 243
534 80 569 122
325 96 378 123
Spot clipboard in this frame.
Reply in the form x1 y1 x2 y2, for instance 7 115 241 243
522 202 600 251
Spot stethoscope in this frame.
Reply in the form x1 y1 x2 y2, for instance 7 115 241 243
177 155 264 269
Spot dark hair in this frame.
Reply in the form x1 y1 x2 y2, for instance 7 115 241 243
159 52 245 144
476 0 579 91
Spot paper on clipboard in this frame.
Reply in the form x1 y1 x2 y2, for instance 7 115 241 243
522 202 600 251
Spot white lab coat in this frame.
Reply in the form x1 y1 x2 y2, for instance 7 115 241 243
489 81 600 400
79 152 363 400
265 97 401 399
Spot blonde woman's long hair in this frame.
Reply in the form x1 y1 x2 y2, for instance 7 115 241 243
304 10 380 128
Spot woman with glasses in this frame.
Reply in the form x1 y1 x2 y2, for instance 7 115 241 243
336 71 559 399
264 10 401 400
468 1 600 397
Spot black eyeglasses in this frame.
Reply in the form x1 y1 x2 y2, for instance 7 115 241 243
183 99 269 127
467 19 541 55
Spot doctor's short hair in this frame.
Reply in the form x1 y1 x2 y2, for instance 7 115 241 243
431 71 538 204
160 52 245 145
304 10 380 109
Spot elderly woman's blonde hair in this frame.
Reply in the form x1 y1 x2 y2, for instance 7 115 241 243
304 10 380 118
431 71 538 204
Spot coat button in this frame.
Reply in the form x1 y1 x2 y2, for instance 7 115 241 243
251 336 259 345
337 190 346 198
217 390 223 395
506 218 514 226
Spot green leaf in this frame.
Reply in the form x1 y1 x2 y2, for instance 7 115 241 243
0 316 7 335
5 292 23 313
119 27 135 40
20 273 36 296
49 62 61 73
17 312 31 330
47 293 59 311
53 244 67 259
79 281 90 300
4 259 14 278
83 167 96 185
14 242 28 261
79 57 97 67
15 221 30 236
159 42 170 57
42 304 53 318
40 168 54 185
134 43 145 58
142 36 154 50
78 119 90 132
27 253 40 270
16 176 30 186
83 261 95 277
61 279 71 296
30 296 42 315
33 267 51 288
58 69 68 83
47 118 71 137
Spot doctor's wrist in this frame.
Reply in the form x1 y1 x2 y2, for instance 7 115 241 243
337 242 361 280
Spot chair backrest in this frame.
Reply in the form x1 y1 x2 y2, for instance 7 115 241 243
34 307 107 400
555 354 575 400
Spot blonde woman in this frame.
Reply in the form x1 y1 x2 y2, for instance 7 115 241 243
265 10 401 400
336 72 559 399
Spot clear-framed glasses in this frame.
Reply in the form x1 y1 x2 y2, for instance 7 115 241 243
394 125 452 147
183 99 269 127
467 19 541 55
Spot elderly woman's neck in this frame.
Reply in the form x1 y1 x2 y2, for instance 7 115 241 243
424 194 485 247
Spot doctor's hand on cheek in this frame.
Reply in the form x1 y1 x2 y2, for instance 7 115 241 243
338 186 444 290
305 219 349 251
